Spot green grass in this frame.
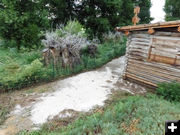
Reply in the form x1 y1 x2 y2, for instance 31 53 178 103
0 106 9 125
0 38 126 91
18 94 180 135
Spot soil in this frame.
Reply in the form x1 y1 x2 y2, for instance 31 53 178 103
0 56 147 135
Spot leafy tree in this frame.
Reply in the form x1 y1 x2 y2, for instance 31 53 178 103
0 0 49 50
76 0 130 39
42 0 77 27
164 0 180 21
76 0 152 39
133 0 153 24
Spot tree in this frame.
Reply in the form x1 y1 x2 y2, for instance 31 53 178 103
133 0 153 24
0 0 49 50
164 0 180 21
42 0 77 27
40 0 152 39
76 0 131 39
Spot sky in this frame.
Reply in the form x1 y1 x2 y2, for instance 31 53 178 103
150 0 166 23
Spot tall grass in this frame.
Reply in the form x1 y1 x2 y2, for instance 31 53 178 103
0 38 126 92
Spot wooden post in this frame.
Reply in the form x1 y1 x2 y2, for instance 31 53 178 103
132 6 140 26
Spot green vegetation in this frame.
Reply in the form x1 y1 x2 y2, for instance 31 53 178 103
0 106 9 125
0 0 152 49
0 38 126 92
134 0 153 24
0 0 49 50
156 82 180 102
164 0 180 21
18 94 180 135
75 0 152 39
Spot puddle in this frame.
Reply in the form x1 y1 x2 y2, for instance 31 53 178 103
0 56 147 135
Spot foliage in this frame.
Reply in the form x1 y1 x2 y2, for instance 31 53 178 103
0 0 49 50
133 0 153 24
156 82 180 102
41 0 152 39
63 20 86 37
41 0 76 27
77 0 152 39
77 0 129 39
0 37 126 91
19 94 180 135
164 0 180 21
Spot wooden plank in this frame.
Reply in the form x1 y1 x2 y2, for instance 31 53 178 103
153 36 180 48
125 73 158 87
127 63 180 82
128 58 180 72
154 46 180 53
131 38 150 43
131 34 150 39
129 48 148 54
151 49 177 58
127 68 172 83
128 60 180 77
155 32 180 37
130 41 150 46
116 20 180 32
129 52 147 58
149 54 180 66
129 44 149 50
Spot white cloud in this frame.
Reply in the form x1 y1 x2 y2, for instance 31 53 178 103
150 0 165 23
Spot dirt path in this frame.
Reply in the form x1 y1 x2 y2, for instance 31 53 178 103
0 56 146 135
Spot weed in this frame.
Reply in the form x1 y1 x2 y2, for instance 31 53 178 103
156 82 180 102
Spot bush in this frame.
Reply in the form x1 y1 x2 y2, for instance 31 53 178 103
0 59 50 91
64 20 86 37
156 82 180 102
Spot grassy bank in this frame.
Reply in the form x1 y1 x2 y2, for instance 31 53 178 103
0 38 126 92
18 93 180 135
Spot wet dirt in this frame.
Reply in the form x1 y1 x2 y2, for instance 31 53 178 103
0 56 147 135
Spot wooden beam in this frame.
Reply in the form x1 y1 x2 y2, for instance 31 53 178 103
125 31 130 36
148 27 155 35
116 20 180 32
178 26 180 32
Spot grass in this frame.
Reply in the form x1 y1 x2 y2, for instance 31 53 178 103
0 38 126 92
0 106 9 125
18 93 180 135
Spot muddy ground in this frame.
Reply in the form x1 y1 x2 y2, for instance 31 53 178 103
0 56 147 135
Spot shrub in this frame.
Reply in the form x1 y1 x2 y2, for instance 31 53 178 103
64 20 86 37
43 21 89 51
156 82 180 102
0 59 49 91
